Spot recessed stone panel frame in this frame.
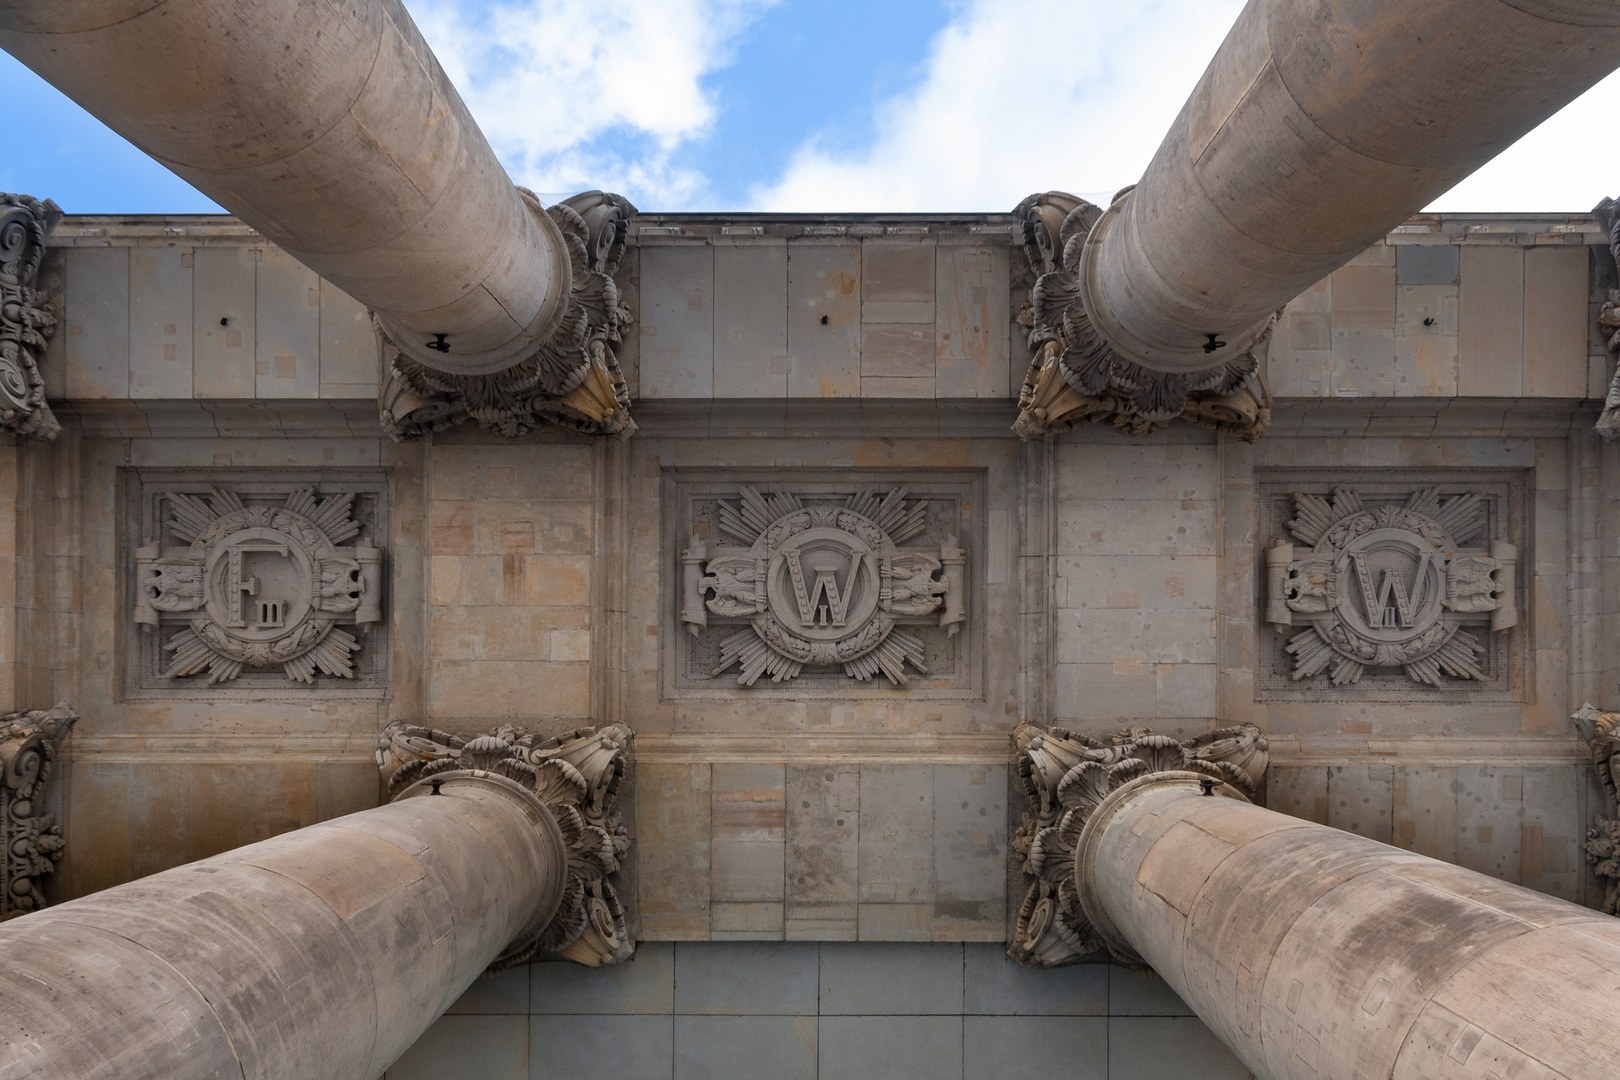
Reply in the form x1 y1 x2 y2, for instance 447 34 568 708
1254 466 1529 703
121 467 393 701
660 468 988 701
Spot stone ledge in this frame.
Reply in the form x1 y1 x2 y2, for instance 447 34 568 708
63 732 378 762
1266 733 1586 767
633 732 1011 764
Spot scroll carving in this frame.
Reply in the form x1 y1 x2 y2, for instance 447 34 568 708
1593 198 1620 441
678 486 964 686
1 703 77 920
1264 487 1516 687
1010 191 1273 444
1009 722 1268 967
376 721 634 968
134 486 384 684
0 194 62 440
379 190 637 441
1573 704 1620 915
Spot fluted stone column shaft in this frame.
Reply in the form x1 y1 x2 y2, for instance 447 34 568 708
1077 773 1620 1080
0 0 569 376
1082 0 1620 373
0 773 566 1080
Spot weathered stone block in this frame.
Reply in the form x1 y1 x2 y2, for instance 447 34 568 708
962 945 1107 1016
714 243 788 399
65 246 131 399
1524 246 1588 397
129 247 193 399
674 1016 817 1080
819 941 963 1014
1328 765 1394 844
786 766 858 906
254 245 320 399
192 245 257 398
674 942 817 1015
318 280 377 398
640 245 715 398
1329 265 1396 329
1459 245 1525 396
636 764 712 940
933 765 1005 909
861 242 935 304
964 1016 1107 1080
819 1016 962 1080
860 324 934 380
936 244 1010 399
788 244 860 398
533 1015 672 1080
858 765 932 904
1396 244 1459 285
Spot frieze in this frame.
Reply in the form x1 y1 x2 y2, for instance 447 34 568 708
1 704 76 920
1265 487 1516 687
1256 471 1526 700
126 471 390 696
678 484 970 687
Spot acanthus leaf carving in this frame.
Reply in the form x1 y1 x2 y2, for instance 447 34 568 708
1009 191 1273 444
376 720 635 968
1 703 77 920
0 193 63 441
1592 197 1620 441
1573 704 1620 915
1009 722 1268 968
135 485 384 684
1264 486 1516 687
680 486 961 686
379 190 637 442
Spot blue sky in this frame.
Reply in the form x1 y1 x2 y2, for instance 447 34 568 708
3 0 1618 215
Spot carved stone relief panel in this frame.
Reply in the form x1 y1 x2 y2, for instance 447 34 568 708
663 470 984 698
125 469 391 699
1257 469 1527 701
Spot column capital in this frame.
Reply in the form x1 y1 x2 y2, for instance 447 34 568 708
377 720 636 967
1008 721 1268 968
378 190 638 442
0 194 62 441
0 702 77 920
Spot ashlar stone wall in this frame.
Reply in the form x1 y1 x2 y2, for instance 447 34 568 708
12 209 1616 932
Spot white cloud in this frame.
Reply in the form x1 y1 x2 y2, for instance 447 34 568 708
750 0 1247 213
411 0 774 206
752 0 1620 215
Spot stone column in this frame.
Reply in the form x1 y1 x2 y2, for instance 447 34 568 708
0 724 631 1080
1077 1 1620 382
1077 772 1620 1080
0 1 566 377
